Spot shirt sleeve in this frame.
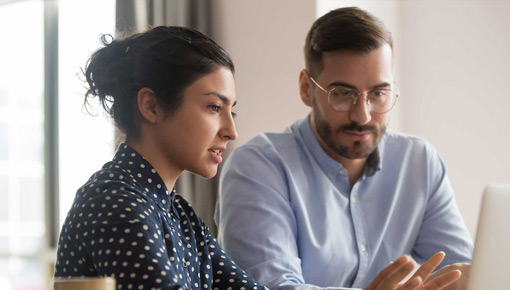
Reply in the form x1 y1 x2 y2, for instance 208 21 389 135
411 144 474 266
59 188 186 290
215 144 362 290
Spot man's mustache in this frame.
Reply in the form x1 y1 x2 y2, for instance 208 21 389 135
338 122 377 133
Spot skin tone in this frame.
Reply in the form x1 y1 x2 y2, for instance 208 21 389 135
425 263 470 290
126 67 237 191
365 252 461 290
298 45 466 289
299 45 393 186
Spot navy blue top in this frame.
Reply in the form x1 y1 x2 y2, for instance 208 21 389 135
55 143 267 290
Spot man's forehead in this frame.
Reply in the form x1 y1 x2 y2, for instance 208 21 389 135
321 45 393 65
318 46 394 88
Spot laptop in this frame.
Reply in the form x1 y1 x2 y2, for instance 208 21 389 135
466 183 510 290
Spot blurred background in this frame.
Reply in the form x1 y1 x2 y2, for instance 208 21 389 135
0 0 508 289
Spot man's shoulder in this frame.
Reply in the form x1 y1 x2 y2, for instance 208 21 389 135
242 130 298 149
382 130 434 149
225 129 304 172
381 131 440 161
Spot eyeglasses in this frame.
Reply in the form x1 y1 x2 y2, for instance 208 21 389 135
309 76 399 114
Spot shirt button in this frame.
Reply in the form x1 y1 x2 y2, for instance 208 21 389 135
182 260 187 267
339 169 347 175
351 196 357 203
360 244 366 252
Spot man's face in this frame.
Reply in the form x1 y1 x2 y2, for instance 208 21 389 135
301 45 394 161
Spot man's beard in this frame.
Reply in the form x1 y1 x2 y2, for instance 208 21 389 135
313 115 386 160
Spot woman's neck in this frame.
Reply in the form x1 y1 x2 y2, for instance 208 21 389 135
125 135 181 191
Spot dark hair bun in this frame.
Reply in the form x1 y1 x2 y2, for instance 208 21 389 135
83 26 234 137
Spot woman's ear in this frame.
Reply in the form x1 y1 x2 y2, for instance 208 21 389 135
137 87 159 124
299 69 312 107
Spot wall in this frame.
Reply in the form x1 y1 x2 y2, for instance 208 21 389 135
211 0 315 147
397 1 510 237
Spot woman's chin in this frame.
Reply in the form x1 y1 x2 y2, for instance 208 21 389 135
194 167 218 179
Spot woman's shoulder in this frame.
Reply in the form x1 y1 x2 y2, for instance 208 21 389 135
63 164 160 227
75 164 145 201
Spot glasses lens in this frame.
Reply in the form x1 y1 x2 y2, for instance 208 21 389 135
327 87 398 113
368 90 397 113
328 88 356 112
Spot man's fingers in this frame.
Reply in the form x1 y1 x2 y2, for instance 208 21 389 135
424 269 461 290
397 276 422 290
366 255 410 289
411 251 445 282
379 260 416 289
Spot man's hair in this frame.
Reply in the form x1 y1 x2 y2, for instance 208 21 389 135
304 7 393 77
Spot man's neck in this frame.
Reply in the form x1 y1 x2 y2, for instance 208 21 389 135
340 157 366 187
309 119 367 187
327 148 366 187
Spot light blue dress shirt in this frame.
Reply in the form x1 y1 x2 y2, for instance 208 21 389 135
215 116 473 290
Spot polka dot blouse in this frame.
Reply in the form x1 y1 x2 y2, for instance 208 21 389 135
54 144 267 290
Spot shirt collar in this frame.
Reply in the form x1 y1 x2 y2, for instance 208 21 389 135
295 115 382 179
111 143 175 212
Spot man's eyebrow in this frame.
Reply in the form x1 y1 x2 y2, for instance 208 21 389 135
327 81 357 90
370 82 393 89
327 81 393 90
204 92 237 106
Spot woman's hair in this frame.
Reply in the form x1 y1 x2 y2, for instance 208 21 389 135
84 26 234 137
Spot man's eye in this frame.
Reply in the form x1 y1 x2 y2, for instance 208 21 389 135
372 90 386 98
231 111 237 118
209 104 221 112
332 88 355 98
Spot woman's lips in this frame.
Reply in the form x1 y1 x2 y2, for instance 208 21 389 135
208 148 224 163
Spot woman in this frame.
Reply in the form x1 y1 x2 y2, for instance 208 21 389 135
54 26 267 290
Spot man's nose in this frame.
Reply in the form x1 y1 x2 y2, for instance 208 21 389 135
349 96 372 125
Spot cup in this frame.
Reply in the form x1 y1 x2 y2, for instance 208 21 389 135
53 277 116 290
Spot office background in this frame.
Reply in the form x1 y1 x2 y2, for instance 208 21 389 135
0 0 509 289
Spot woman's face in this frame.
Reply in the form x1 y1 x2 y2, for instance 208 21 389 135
153 67 237 179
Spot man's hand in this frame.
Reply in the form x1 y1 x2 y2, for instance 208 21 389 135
364 252 462 290
425 263 470 290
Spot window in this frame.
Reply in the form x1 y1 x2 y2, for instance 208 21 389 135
58 0 115 230
0 1 114 289
0 1 46 289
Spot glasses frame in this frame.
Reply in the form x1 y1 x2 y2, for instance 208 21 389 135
309 76 399 114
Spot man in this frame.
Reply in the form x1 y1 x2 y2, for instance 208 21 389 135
215 7 473 290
